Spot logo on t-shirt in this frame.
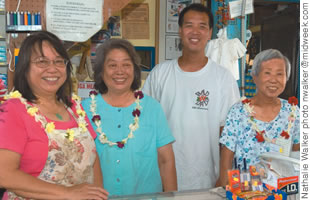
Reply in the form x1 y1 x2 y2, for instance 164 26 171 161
192 89 209 110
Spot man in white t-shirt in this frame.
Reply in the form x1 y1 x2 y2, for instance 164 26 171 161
143 3 240 191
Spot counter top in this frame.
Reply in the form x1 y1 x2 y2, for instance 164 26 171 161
109 187 226 200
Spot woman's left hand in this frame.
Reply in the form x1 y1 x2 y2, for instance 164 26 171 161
64 183 109 200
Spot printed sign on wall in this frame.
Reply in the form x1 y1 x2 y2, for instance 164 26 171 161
46 0 103 42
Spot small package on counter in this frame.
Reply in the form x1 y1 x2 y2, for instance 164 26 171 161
226 151 300 200
226 163 288 200
226 183 287 200
258 153 300 199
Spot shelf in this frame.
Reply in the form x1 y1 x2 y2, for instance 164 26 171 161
0 64 7 74
249 25 261 33
6 25 42 33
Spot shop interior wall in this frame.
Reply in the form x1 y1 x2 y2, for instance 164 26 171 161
158 0 202 63
110 0 157 81
4 0 300 98
248 1 299 99
4 0 132 91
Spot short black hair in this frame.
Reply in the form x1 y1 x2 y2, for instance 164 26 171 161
93 39 141 94
178 3 214 29
14 31 73 107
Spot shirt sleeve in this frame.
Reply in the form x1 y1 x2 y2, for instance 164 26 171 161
0 100 28 154
142 73 152 96
219 104 239 152
85 113 97 139
81 99 97 140
219 70 240 127
142 65 161 102
292 105 300 144
152 99 175 148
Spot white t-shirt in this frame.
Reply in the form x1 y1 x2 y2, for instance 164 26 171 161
143 59 240 191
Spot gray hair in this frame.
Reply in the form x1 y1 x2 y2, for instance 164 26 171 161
251 49 291 80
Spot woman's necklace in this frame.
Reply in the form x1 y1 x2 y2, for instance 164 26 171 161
241 96 298 143
5 91 88 141
55 113 63 120
89 90 144 148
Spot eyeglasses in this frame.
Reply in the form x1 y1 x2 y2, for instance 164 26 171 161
31 57 69 68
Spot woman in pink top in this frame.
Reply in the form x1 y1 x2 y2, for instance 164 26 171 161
0 31 108 200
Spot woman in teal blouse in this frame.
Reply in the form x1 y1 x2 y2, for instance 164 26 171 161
82 39 177 196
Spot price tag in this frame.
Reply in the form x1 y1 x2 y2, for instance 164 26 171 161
275 137 292 156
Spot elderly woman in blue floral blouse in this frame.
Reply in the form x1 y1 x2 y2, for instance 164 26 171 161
216 49 300 187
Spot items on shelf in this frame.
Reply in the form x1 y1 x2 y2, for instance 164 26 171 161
0 0 4 10
6 11 41 32
215 1 230 29
14 48 19 66
226 153 301 200
240 158 251 192
244 69 256 98
0 45 6 65
226 163 288 200
0 2 5 38
0 74 6 86
0 75 7 103
249 165 264 192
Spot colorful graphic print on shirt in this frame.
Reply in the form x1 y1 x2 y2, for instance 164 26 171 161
192 89 209 110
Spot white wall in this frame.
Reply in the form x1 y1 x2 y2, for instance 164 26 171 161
158 0 201 63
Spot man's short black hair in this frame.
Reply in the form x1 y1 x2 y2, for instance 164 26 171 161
178 3 214 29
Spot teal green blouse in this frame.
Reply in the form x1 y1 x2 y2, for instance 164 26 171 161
82 94 175 196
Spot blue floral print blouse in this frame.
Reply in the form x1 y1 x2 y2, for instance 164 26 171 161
219 98 300 167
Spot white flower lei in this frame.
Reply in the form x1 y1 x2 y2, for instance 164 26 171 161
89 91 143 148
5 91 88 141
241 96 297 142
